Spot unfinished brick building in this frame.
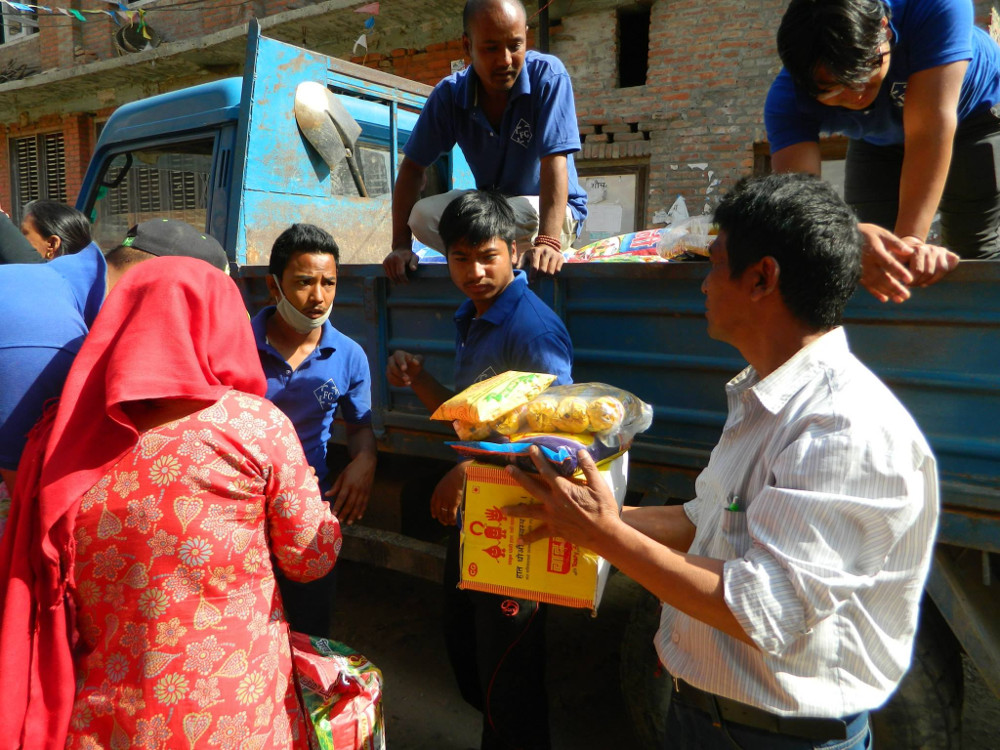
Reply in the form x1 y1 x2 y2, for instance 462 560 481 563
0 0 995 242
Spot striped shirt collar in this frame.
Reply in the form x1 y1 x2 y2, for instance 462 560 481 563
727 327 847 415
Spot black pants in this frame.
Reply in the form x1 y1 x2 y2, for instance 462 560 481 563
845 105 1000 259
444 527 552 750
276 566 337 637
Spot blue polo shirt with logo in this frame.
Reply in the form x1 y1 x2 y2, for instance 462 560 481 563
404 50 588 227
252 308 372 494
0 242 106 470
765 0 1000 151
453 270 573 392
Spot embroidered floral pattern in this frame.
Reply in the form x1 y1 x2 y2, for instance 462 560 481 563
66 391 341 748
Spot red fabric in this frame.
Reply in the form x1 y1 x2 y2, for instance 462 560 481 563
0 257 265 750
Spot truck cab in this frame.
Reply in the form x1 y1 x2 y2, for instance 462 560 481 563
76 20 472 266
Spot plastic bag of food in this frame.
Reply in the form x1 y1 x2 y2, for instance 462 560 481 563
431 371 556 424
655 215 716 260
446 383 652 475
520 383 652 447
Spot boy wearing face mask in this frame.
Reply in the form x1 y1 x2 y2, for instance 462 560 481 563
252 223 376 636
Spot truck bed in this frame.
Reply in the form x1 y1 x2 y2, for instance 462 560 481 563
240 258 1000 555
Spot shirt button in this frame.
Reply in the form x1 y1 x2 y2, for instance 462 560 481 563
671 631 680 644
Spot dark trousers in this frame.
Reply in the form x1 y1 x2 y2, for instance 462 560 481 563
666 694 871 750
845 105 1000 259
276 567 337 637
444 528 552 750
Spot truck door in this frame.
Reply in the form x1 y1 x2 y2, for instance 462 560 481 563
231 21 468 266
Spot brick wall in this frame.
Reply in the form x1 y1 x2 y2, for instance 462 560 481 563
347 0 780 226
2 0 999 225
342 0 1000 228
352 39 466 87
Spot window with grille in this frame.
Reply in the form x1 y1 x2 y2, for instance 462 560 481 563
89 139 213 252
0 7 39 45
10 133 67 218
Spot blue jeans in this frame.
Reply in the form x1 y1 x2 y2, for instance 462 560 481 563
666 697 871 750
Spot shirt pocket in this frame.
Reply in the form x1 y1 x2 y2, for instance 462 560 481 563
720 508 752 558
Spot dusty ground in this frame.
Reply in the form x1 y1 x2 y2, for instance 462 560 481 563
331 558 1000 750
332 559 638 750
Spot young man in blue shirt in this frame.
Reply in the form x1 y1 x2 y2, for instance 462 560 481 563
252 223 376 635
387 190 571 750
765 0 1000 302
383 0 587 282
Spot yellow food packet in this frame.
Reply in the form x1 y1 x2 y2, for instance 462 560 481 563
431 371 557 424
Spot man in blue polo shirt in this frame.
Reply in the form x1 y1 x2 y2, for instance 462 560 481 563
252 223 376 636
387 190 571 750
383 0 587 283
765 0 1000 302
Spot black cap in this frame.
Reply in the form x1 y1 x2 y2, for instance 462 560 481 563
121 219 229 272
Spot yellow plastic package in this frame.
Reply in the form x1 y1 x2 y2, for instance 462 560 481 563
431 371 557 424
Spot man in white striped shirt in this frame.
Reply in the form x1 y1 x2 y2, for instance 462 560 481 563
509 173 939 749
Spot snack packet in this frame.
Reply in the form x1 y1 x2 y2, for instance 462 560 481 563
431 371 556 424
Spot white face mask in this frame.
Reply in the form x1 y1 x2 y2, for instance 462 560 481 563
272 274 333 334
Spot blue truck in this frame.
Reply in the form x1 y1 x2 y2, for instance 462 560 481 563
76 22 999 750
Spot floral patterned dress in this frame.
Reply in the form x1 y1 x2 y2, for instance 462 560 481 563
64 390 342 750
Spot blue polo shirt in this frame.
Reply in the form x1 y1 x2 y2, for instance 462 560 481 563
765 0 1000 151
405 50 588 227
0 242 106 470
252 308 373 494
454 270 573 392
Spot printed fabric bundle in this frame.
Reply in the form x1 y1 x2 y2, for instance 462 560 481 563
290 632 386 750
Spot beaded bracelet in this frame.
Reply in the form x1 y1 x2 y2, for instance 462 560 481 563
532 233 562 252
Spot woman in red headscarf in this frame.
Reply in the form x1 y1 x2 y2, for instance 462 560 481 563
0 257 342 749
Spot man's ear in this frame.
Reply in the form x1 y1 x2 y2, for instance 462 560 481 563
46 235 60 259
509 239 519 266
462 33 471 61
265 273 281 304
748 256 780 301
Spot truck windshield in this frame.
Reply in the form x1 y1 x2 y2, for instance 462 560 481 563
90 138 214 251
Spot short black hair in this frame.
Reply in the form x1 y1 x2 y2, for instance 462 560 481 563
268 223 340 277
439 190 517 254
103 245 152 271
714 173 861 329
777 0 889 99
22 199 92 256
463 0 527 36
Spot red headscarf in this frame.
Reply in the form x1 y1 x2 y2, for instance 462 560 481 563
0 257 265 749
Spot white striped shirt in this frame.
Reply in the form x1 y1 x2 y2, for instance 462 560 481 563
655 327 939 717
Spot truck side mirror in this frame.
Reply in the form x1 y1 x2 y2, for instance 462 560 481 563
294 82 369 198
99 152 133 189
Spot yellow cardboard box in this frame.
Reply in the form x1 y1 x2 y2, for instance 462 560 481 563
458 453 629 613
